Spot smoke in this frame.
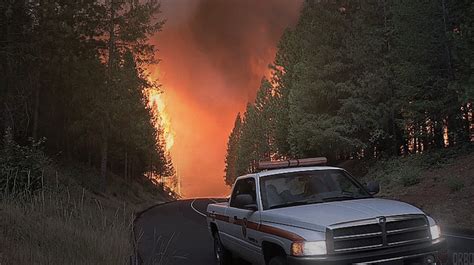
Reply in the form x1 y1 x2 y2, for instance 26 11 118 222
152 0 302 197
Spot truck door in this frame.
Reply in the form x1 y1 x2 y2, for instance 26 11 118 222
227 177 261 263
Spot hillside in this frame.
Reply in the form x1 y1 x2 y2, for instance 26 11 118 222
358 146 474 230
0 162 172 265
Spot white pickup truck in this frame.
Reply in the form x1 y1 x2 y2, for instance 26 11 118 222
206 158 446 265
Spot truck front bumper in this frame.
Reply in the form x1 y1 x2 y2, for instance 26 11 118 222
287 239 447 265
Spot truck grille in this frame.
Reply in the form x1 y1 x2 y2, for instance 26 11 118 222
329 215 430 253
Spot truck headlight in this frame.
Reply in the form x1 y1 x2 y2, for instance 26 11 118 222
291 241 327 256
430 225 441 240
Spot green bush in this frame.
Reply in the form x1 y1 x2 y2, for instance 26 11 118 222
399 167 421 187
447 178 464 193
365 156 422 188
0 128 50 195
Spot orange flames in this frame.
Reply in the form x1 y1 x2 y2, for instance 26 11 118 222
147 88 175 152
148 0 303 198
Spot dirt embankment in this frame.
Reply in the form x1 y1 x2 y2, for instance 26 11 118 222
386 154 474 230
340 147 474 230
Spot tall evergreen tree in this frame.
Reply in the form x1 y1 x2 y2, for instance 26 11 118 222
284 1 356 160
391 0 459 150
337 0 401 157
229 78 278 180
446 0 474 140
224 114 242 185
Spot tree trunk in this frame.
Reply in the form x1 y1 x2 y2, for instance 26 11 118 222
100 134 108 191
441 0 454 81
469 103 473 142
88 147 92 167
32 87 40 140
108 0 116 69
128 158 132 180
382 0 400 156
124 151 128 179
414 137 418 153
434 120 444 148
463 103 472 142
99 0 115 190
149 151 153 179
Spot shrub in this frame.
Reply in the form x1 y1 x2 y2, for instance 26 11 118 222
399 167 421 187
0 128 50 195
447 178 464 193
364 156 422 189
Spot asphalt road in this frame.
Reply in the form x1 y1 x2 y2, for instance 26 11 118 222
134 199 233 265
135 199 474 265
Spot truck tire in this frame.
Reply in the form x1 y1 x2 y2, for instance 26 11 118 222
213 232 232 265
268 256 288 265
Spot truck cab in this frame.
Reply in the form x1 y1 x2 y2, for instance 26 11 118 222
206 158 446 265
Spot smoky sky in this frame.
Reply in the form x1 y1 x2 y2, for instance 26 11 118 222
153 0 302 197
186 0 302 94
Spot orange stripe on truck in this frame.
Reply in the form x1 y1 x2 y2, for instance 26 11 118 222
207 212 229 222
258 223 304 241
207 212 304 241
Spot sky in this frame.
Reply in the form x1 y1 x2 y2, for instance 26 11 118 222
150 0 303 198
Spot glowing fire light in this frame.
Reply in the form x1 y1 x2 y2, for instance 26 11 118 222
147 88 175 152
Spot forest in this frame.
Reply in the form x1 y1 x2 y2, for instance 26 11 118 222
224 0 473 185
0 0 173 192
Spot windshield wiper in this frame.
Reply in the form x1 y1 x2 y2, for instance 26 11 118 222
321 194 369 202
269 199 323 209
269 200 310 209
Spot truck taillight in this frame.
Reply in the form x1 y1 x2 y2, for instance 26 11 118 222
258 157 327 170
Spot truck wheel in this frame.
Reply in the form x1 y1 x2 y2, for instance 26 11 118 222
213 233 231 265
269 256 288 265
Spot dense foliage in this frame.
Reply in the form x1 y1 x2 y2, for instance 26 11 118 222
0 0 173 190
0 128 50 194
224 0 473 185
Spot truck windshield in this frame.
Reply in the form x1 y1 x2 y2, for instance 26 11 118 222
260 169 371 210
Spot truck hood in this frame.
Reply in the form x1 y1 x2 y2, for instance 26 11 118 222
260 198 425 232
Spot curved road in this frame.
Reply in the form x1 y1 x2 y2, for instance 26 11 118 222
135 199 474 265
134 199 242 265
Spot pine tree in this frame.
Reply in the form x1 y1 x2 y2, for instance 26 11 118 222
254 78 276 160
283 1 356 160
446 0 474 141
96 0 164 189
226 78 279 178
337 0 401 158
224 114 242 185
390 0 460 150
235 104 258 175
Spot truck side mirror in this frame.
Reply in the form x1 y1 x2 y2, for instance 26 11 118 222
244 204 258 211
234 194 257 211
366 181 380 195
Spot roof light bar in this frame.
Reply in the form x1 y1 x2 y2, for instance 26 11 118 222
258 157 327 170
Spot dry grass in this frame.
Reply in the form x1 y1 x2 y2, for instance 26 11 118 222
0 163 168 265
0 193 132 265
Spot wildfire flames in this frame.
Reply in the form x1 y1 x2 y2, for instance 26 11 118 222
149 0 303 197
147 88 175 152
